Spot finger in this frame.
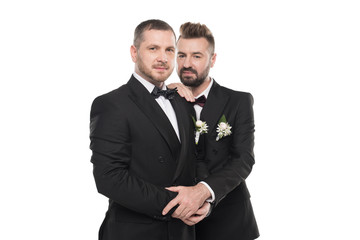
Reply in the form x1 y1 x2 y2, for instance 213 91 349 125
184 92 194 102
182 219 195 226
188 214 203 221
177 89 186 97
184 210 196 220
173 85 194 102
178 88 190 99
195 204 209 215
186 91 195 102
188 216 204 225
178 208 193 219
183 205 199 219
187 214 205 224
195 207 207 216
172 204 185 218
162 198 180 215
178 203 197 218
165 186 181 192
181 88 195 102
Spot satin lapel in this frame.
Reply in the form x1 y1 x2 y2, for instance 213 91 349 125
169 95 190 182
200 80 230 133
127 76 181 157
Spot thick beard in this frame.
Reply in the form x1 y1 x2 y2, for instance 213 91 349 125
179 65 210 87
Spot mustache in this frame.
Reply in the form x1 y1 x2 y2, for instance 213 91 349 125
180 67 197 75
153 63 169 69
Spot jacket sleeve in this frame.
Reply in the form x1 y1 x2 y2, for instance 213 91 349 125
204 93 255 206
89 95 177 220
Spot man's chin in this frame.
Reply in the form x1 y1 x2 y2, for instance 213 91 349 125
152 74 171 83
181 77 197 87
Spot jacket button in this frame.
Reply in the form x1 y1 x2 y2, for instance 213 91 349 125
158 156 165 163
213 149 218 154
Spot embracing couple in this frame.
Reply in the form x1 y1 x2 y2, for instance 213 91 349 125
89 19 259 240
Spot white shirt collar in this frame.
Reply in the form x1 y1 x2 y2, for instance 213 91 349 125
133 72 166 93
195 78 214 99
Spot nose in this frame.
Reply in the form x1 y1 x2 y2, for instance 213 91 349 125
183 56 191 68
157 51 168 63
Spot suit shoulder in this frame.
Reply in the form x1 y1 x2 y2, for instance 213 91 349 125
173 93 194 113
174 92 190 105
217 85 255 120
219 85 254 102
90 84 132 117
92 84 129 106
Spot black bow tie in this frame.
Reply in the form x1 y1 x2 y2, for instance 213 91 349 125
191 95 206 107
151 87 177 100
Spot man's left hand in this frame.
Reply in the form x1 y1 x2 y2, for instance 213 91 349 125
162 183 211 219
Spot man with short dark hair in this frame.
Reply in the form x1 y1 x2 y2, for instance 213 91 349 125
90 19 209 240
165 22 260 240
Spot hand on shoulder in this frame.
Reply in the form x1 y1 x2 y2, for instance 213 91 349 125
167 83 195 102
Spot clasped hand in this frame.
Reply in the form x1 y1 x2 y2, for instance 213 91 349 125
162 184 211 226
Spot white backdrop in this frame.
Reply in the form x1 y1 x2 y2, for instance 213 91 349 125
1 0 359 239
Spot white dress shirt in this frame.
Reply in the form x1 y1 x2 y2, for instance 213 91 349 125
194 78 216 202
194 79 214 121
133 72 180 141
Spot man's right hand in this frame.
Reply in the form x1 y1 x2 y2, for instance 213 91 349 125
181 202 210 226
167 83 195 102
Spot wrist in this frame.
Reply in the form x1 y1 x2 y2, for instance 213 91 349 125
196 183 211 202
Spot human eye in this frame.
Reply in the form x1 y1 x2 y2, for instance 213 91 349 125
177 54 185 58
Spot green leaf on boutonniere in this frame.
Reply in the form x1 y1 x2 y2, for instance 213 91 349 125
192 116 197 125
218 114 227 123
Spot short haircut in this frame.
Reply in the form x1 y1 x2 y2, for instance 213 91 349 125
178 22 215 54
133 19 176 48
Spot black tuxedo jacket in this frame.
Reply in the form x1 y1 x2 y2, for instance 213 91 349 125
196 80 259 240
90 76 197 240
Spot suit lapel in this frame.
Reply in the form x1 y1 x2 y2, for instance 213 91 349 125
169 95 190 182
127 76 181 158
200 80 230 134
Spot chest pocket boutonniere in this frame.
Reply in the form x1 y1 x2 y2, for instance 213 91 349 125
216 114 232 141
192 116 208 145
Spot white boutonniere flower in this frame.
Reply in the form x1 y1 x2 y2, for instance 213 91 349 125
192 117 208 144
216 115 232 141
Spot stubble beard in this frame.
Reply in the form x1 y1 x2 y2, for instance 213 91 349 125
137 58 173 84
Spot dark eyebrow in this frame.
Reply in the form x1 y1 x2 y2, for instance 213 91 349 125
177 51 204 55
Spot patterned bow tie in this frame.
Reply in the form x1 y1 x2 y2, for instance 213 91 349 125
192 95 206 107
151 87 177 100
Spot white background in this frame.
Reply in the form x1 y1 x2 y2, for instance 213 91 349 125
1 0 359 239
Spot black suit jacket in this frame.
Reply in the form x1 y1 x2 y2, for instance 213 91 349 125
90 76 197 240
196 80 259 240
